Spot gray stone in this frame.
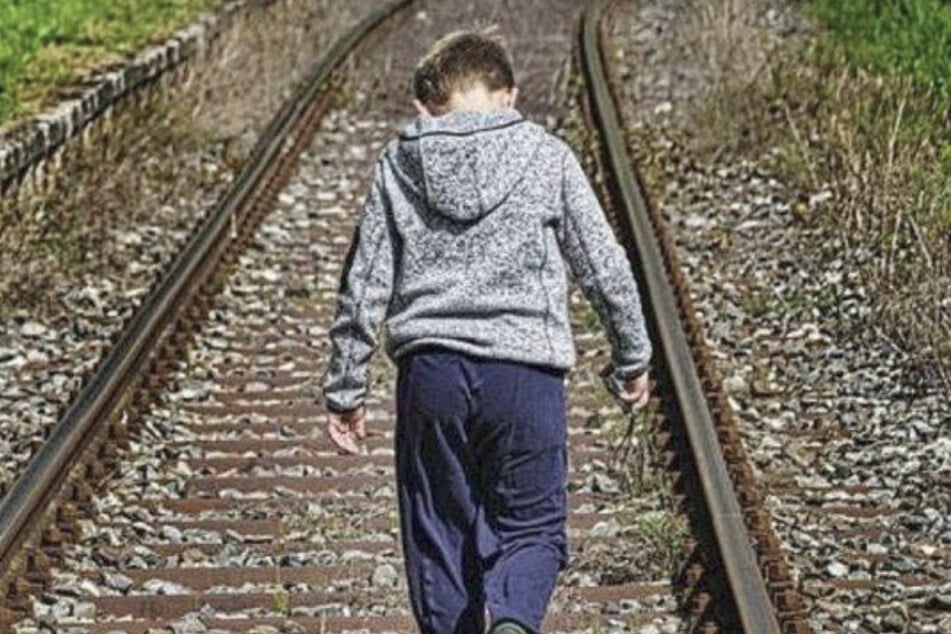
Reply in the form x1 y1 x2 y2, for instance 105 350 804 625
928 595 951 611
881 612 905 632
20 321 47 337
72 601 97 619
101 571 133 593
371 563 400 588
589 519 622 538
141 579 190 595
723 373 749 395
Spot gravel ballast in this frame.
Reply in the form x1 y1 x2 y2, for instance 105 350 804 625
8 1 697 632
0 0 377 497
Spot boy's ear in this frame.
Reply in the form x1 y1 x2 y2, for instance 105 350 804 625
413 99 432 117
507 87 519 109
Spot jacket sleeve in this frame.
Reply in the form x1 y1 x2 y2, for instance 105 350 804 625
322 160 395 413
556 146 652 397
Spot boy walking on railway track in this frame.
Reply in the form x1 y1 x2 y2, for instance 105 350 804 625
322 31 652 634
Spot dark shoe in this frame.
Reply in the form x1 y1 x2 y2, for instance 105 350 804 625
491 621 529 634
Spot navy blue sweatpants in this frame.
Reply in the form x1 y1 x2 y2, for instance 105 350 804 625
395 346 568 634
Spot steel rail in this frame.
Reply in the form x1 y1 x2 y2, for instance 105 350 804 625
0 0 412 579
579 1 782 632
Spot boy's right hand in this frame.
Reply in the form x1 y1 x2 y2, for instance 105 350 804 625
618 372 651 410
327 406 367 455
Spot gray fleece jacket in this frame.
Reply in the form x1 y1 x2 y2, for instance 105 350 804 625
322 108 651 413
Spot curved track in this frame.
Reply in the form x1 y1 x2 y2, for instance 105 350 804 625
1 1 810 632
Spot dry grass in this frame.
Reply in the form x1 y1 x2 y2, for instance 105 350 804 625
684 0 951 391
684 0 795 157
0 0 367 318
0 96 208 312
688 0 781 97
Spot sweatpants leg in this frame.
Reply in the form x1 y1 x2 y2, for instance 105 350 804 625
473 360 568 632
395 349 568 634
396 351 484 634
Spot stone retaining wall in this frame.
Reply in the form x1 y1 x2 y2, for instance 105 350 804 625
0 1 258 195
0 0 371 310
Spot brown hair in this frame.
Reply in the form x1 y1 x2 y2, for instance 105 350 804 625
413 30 515 110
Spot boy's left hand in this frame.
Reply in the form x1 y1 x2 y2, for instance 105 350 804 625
618 372 651 410
327 406 366 454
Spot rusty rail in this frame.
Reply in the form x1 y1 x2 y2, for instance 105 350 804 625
579 1 796 632
0 0 411 592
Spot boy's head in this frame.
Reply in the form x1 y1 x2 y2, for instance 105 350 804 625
413 30 518 116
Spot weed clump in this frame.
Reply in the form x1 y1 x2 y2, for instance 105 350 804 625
687 0 951 389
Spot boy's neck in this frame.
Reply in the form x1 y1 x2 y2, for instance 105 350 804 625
442 84 516 115
445 96 507 114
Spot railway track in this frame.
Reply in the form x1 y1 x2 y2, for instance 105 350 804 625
0 1 810 632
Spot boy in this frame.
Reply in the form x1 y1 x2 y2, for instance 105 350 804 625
322 31 652 634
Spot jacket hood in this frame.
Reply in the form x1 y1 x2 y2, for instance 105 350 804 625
389 108 543 223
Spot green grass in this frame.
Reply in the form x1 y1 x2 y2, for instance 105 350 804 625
809 0 951 99
806 0 951 203
805 0 951 228
0 0 217 125
634 509 687 569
